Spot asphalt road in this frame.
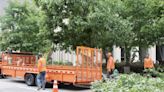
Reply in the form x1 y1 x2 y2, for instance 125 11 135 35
0 77 91 92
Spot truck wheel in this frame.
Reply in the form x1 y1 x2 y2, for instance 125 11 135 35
0 75 2 79
0 75 5 79
25 74 35 86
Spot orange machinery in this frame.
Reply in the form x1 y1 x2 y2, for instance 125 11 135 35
0 46 102 86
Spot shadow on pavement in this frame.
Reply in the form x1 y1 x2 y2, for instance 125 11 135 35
6 79 90 91
45 83 90 91
58 84 90 91
10 80 25 84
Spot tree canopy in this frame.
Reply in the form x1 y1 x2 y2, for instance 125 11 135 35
0 0 163 61
0 0 51 53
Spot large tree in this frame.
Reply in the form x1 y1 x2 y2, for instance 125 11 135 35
123 0 164 61
36 0 163 63
0 0 51 53
34 0 134 63
34 0 98 50
88 0 135 63
0 0 163 63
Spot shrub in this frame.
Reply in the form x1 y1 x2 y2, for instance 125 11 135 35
54 61 73 66
156 65 164 73
115 62 144 73
91 73 164 92
143 68 160 77
47 60 73 66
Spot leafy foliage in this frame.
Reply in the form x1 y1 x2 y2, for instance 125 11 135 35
91 74 164 92
34 0 134 50
123 0 164 59
0 0 51 53
0 0 163 59
143 68 160 77
50 60 73 66
34 0 98 50
34 0 164 63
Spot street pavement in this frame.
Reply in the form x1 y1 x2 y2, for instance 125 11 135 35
0 78 91 92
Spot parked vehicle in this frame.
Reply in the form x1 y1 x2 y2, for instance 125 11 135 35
0 46 102 87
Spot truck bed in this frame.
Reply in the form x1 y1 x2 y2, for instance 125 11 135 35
0 46 102 86
1 64 101 85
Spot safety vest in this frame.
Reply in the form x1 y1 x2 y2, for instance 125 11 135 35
144 57 154 69
37 58 46 73
107 56 115 71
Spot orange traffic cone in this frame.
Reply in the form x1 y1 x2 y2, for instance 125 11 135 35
53 80 58 92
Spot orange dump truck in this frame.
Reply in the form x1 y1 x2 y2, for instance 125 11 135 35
0 46 102 87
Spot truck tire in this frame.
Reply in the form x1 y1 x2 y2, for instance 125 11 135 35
25 73 35 86
0 75 5 79
0 70 5 79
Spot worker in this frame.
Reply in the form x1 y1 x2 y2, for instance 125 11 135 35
144 54 154 69
37 53 46 90
107 52 115 78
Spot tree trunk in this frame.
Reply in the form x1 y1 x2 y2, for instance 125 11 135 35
124 46 127 63
139 47 148 62
46 49 53 64
103 49 108 65
124 45 130 66
124 45 131 73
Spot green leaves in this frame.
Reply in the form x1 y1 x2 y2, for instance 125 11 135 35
124 0 164 47
34 0 98 50
0 0 51 53
91 74 164 92
0 0 163 56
